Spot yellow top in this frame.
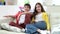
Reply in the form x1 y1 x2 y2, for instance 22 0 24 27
31 12 51 30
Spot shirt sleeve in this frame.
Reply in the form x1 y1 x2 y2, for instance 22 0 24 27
14 11 22 18
42 12 51 30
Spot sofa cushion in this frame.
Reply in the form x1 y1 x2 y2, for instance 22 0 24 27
0 30 25 34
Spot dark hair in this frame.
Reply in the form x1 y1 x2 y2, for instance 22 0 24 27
33 3 45 19
24 4 31 9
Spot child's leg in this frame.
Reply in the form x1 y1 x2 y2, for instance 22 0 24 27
25 24 40 34
34 21 47 30
25 21 47 34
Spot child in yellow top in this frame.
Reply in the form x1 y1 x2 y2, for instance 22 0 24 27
25 3 51 34
32 12 51 31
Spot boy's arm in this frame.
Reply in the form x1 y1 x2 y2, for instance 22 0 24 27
4 11 22 19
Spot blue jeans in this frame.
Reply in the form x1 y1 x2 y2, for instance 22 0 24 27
25 21 47 34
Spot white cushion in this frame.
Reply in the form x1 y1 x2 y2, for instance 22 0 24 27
0 23 24 33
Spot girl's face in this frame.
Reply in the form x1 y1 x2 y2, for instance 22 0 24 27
36 4 41 13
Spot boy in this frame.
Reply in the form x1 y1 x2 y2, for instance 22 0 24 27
1 4 32 32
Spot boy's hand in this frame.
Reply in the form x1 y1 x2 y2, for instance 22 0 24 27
4 15 14 17
4 15 15 18
24 12 31 14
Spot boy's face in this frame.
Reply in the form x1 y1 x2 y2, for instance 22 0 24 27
24 6 30 11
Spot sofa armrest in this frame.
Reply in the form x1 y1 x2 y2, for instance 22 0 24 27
0 17 16 30
0 17 16 24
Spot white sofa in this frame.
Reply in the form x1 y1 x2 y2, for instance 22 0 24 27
0 5 60 34
0 15 51 34
0 6 51 34
0 17 26 34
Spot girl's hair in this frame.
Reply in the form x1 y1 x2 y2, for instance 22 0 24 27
32 3 45 19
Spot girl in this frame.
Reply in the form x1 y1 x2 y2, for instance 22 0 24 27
25 3 51 34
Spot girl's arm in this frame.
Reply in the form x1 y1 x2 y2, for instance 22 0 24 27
42 12 51 31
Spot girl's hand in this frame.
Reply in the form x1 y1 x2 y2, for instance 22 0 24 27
47 28 51 31
47 31 51 34
35 20 39 22
47 29 51 34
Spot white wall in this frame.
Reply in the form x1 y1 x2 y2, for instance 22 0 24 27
0 6 19 16
46 5 60 25
0 6 20 19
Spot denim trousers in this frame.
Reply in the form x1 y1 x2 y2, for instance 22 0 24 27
25 21 47 34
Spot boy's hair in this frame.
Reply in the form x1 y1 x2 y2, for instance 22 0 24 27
24 4 31 9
